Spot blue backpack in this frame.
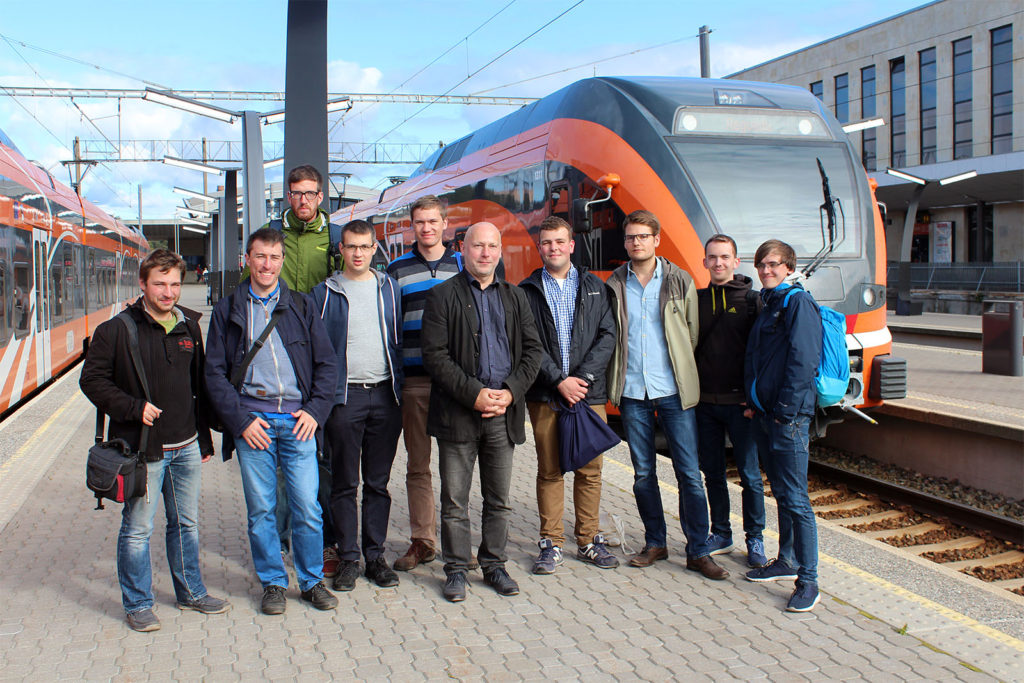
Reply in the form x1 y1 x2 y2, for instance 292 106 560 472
783 288 850 407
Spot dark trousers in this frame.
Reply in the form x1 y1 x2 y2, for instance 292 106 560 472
438 416 515 575
326 385 402 562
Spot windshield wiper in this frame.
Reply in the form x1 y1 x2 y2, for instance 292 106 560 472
803 158 845 277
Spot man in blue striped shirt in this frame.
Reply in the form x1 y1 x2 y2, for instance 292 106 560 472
386 195 464 571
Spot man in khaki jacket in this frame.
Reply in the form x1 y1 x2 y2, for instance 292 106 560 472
605 210 726 581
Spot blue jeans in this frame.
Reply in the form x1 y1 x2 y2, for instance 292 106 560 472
620 395 710 558
696 403 766 542
117 440 207 615
752 414 818 583
235 413 324 592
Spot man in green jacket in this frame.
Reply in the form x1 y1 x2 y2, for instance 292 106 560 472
605 209 726 581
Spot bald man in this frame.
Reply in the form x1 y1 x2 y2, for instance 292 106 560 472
421 222 543 602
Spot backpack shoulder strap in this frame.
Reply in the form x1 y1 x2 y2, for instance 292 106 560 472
268 218 284 231
328 222 342 247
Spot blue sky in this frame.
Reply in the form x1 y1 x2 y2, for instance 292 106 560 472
0 0 928 219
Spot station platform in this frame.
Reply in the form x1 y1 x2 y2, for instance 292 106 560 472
0 286 1022 680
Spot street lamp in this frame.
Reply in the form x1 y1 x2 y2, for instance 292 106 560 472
885 167 978 315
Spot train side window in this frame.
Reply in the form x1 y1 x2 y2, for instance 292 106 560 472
50 247 63 322
0 261 7 340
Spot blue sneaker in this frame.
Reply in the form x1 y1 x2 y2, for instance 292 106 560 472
706 533 733 556
577 534 619 569
745 558 798 582
786 581 820 612
746 538 768 568
532 539 563 575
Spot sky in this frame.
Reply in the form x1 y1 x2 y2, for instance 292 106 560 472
0 0 930 221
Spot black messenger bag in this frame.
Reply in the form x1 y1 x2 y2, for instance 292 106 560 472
86 312 152 510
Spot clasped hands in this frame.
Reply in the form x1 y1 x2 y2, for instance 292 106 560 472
474 388 513 418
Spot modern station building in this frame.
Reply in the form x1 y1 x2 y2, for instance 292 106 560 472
729 0 1022 294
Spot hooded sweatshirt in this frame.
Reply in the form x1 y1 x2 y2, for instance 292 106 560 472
696 274 761 404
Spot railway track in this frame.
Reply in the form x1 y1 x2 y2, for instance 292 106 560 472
753 451 1024 597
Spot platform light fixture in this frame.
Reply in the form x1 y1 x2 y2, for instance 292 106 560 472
263 157 284 169
172 186 217 202
939 170 979 186
143 88 239 123
178 217 208 227
163 156 223 175
176 205 213 218
842 117 885 134
262 97 352 126
181 225 209 234
885 168 927 185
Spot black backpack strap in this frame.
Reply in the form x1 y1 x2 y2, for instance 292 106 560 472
116 311 152 455
230 306 286 389
95 409 105 444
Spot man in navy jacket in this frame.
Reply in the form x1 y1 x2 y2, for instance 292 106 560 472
311 220 404 593
205 227 338 615
743 239 822 612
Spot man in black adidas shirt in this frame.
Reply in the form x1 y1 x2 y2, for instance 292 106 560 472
694 234 768 570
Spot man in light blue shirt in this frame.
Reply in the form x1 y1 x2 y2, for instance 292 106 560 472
606 210 726 580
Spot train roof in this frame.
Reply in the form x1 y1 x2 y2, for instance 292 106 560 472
410 76 827 178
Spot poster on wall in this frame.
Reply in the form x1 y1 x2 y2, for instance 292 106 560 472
933 221 953 263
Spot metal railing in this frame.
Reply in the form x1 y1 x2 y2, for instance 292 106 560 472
886 262 1024 292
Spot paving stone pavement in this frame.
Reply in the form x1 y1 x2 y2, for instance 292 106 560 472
0 286 1020 681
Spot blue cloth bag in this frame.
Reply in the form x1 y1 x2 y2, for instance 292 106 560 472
555 399 621 474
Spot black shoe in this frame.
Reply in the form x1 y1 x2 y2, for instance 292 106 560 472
300 582 338 610
443 572 467 602
126 608 161 632
261 585 287 615
365 556 400 588
483 567 520 596
176 594 231 614
332 560 360 592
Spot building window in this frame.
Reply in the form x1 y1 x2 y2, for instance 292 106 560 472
810 81 823 101
890 58 906 166
861 65 877 171
991 25 1013 154
834 73 849 123
919 48 937 164
952 37 973 159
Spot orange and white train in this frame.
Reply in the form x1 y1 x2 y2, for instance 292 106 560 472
0 127 148 416
335 76 907 430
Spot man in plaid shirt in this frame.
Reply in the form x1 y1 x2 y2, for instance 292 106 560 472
519 216 618 575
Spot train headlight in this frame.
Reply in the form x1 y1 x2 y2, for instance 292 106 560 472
862 287 876 307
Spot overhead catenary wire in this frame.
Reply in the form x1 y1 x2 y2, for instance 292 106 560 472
0 32 168 89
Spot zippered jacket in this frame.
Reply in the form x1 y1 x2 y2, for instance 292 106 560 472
80 298 214 462
311 269 404 406
696 274 761 404
744 282 822 424
606 257 700 408
519 267 616 404
421 274 543 444
205 279 338 459
386 243 463 377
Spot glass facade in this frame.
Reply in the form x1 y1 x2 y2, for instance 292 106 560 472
919 48 937 164
834 73 849 123
991 25 1013 154
861 65 876 171
952 37 973 159
810 81 823 100
890 58 906 166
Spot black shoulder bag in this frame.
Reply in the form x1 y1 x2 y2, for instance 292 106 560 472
86 312 152 510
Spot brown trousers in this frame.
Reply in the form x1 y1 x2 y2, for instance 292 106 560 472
527 401 606 549
401 376 437 548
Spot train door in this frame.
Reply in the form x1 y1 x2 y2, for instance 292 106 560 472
32 228 51 382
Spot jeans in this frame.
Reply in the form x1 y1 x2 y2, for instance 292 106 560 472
326 385 402 562
438 416 514 574
235 413 324 592
117 440 207 615
619 395 710 557
752 414 818 583
696 403 766 542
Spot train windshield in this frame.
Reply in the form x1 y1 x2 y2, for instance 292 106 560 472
671 139 860 257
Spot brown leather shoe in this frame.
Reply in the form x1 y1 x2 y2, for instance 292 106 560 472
628 545 668 568
394 540 436 571
686 555 729 580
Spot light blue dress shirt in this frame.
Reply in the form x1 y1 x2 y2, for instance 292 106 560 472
622 259 677 400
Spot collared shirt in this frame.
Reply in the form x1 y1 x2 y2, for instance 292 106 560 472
466 271 511 390
622 259 677 400
541 266 578 376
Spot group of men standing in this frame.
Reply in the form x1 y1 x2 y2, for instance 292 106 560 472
81 165 823 633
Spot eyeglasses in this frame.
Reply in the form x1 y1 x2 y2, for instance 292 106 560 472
624 233 654 243
288 190 321 202
343 244 376 253
756 261 786 271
